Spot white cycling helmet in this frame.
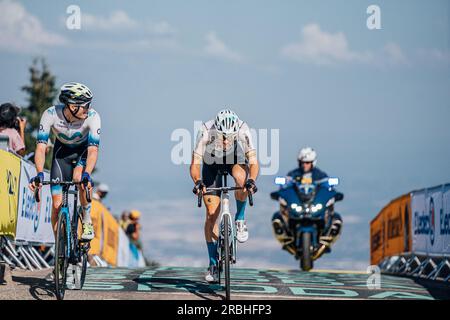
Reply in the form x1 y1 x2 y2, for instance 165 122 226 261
214 109 240 138
298 147 317 167
59 82 93 106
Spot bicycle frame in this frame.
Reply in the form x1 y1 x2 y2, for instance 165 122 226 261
196 168 254 300
60 185 83 261
35 181 90 274
218 187 237 265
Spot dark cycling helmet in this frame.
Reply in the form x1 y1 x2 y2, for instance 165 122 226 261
58 82 93 106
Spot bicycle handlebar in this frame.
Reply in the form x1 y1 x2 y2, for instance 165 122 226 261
34 180 91 203
197 186 254 208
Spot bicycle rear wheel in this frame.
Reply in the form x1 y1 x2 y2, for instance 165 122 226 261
223 217 231 300
54 212 68 300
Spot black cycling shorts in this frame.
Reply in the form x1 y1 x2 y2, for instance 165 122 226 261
202 163 248 196
50 139 88 194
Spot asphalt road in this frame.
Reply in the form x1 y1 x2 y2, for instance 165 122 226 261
1 266 449 300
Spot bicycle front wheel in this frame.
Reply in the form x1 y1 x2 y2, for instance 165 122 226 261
223 217 231 300
55 212 69 300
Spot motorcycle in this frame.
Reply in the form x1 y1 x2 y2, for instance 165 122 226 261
270 176 344 271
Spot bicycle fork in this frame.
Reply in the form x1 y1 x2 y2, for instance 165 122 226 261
219 193 237 264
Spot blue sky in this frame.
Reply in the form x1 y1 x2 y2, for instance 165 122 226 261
1 0 449 269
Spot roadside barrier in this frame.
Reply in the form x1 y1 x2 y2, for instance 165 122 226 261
0 149 145 271
370 183 450 281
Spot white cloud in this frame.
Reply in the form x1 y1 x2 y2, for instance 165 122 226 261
281 23 414 67
150 20 177 36
81 10 177 36
82 10 138 31
383 42 408 65
73 11 178 53
416 48 450 65
0 0 66 53
204 31 244 63
281 24 371 65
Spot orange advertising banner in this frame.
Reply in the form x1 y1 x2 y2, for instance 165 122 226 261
384 194 411 258
101 207 119 266
370 193 412 265
370 212 384 265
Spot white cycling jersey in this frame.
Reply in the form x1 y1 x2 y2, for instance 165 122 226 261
193 119 257 164
37 105 101 147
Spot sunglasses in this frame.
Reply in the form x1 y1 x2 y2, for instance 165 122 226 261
78 102 91 110
68 101 91 110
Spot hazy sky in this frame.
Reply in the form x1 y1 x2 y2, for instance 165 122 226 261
1 0 449 269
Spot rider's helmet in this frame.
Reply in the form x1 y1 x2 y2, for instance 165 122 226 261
214 109 240 140
298 147 317 167
59 82 93 107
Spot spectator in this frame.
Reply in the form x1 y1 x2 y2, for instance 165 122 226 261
93 183 109 202
119 211 130 231
0 103 26 156
126 210 142 249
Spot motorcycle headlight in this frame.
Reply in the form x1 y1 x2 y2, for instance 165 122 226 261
290 204 303 212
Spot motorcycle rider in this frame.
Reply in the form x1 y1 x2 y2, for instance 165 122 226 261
271 147 343 255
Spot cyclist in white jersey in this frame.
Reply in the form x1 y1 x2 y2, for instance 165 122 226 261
29 82 101 241
190 109 260 283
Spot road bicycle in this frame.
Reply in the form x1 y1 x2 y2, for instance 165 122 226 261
34 180 91 300
197 168 253 300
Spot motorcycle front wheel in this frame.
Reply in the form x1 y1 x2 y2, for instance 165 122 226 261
300 232 313 271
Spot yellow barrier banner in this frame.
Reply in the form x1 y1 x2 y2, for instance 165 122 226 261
101 207 119 266
89 200 105 255
0 150 21 237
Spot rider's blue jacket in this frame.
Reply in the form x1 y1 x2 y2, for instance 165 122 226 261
287 167 328 181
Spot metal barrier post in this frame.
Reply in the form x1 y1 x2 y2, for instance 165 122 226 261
29 246 51 269
16 246 35 271
0 252 14 267
3 243 26 269
20 246 42 270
